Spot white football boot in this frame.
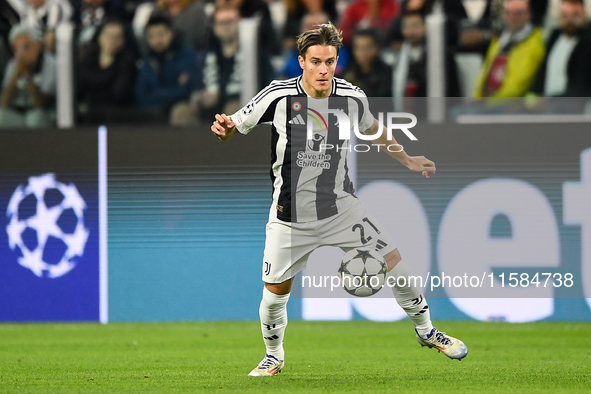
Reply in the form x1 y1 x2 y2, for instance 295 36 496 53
416 328 468 360
248 354 284 376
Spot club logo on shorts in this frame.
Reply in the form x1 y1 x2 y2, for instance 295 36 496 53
264 262 271 276
242 99 255 115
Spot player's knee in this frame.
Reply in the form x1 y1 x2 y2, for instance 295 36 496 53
260 286 290 314
264 279 293 295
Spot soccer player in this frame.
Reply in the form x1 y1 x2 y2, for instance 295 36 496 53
211 22 468 377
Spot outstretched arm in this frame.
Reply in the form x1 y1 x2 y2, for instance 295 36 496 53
211 113 239 141
364 119 436 178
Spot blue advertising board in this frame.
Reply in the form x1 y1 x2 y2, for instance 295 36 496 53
105 124 591 322
0 130 105 322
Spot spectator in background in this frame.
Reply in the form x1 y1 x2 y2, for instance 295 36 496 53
392 10 460 111
8 0 73 54
339 0 401 47
73 0 129 48
548 0 591 26
0 25 55 127
135 14 199 124
472 0 545 100
216 0 280 55
78 20 137 124
156 0 208 53
10 0 72 32
386 0 468 49
173 5 273 126
459 0 548 53
192 6 242 120
484 0 548 30
133 0 208 55
341 29 391 97
529 0 591 98
279 11 350 79
282 0 337 51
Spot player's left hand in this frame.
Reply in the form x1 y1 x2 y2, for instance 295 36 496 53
211 113 237 140
407 156 436 178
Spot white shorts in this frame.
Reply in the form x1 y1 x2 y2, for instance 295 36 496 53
262 199 396 283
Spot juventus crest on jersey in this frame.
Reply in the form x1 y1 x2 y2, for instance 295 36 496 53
231 76 375 223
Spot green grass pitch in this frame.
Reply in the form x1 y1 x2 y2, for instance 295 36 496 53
0 321 590 393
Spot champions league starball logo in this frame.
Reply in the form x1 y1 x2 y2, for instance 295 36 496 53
5 174 89 278
242 99 255 115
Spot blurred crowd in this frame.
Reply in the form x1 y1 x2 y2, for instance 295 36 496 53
0 0 590 127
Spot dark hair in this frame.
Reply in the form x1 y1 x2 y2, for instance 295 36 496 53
99 19 125 34
93 19 139 53
504 0 531 8
561 0 585 5
214 4 240 16
296 21 342 58
352 28 382 48
145 13 173 32
403 9 426 21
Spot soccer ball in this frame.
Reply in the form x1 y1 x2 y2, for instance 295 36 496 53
5 173 89 278
338 248 388 297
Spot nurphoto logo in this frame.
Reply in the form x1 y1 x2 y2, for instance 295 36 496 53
297 102 418 154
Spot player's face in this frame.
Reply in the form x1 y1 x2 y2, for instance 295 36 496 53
299 45 338 98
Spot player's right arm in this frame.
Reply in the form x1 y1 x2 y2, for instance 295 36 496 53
211 113 239 141
212 79 295 142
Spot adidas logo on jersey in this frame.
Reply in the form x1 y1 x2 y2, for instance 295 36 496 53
288 114 305 125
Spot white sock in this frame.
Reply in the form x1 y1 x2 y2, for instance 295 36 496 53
259 287 290 360
388 260 434 337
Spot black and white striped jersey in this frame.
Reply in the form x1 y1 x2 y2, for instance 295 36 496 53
230 75 374 223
